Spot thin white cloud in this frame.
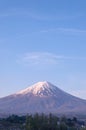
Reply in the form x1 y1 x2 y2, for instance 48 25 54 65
61 75 86 99
70 90 86 100
14 27 86 39
0 8 82 21
18 52 86 66
40 28 86 35
61 56 86 60
0 11 69 21
58 28 86 34
20 52 62 66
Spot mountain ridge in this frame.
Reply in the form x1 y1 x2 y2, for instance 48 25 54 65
0 81 86 116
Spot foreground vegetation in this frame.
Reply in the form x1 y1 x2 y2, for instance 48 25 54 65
0 113 85 130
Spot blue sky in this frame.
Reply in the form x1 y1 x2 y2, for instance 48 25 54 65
0 0 86 99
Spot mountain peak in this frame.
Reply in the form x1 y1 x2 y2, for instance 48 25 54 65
1 81 86 115
33 81 50 87
33 81 53 89
16 81 58 96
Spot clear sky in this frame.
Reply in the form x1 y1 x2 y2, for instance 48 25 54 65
0 0 86 99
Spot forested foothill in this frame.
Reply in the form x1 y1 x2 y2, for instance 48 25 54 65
0 113 86 130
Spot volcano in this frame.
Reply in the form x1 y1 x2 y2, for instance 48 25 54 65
0 81 86 116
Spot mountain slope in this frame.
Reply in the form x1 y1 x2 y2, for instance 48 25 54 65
0 81 86 115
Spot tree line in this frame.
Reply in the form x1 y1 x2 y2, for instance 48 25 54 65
0 113 85 130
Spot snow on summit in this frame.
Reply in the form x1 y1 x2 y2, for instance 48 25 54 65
16 81 58 96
